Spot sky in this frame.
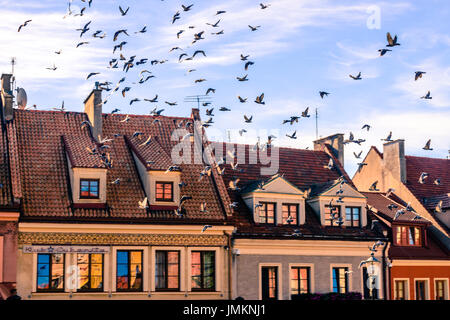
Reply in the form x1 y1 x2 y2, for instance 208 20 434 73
0 0 449 176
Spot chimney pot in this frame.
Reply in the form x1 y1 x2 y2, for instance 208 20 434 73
84 88 102 142
313 133 344 166
1 74 14 121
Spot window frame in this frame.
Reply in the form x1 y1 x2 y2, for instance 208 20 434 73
116 250 143 292
394 225 422 247
282 203 299 225
394 279 409 300
258 202 276 225
332 267 349 293
155 181 174 202
76 253 104 292
79 178 100 199
434 279 448 300
190 251 216 292
414 279 429 300
155 250 180 292
36 253 65 292
345 206 361 227
324 204 341 226
290 266 311 297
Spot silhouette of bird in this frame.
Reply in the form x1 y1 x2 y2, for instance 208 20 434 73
415 71 426 81
423 139 433 151
378 49 392 56
421 91 432 99
248 25 260 31
386 32 400 47
319 91 329 99
119 6 129 16
255 93 265 105
18 20 32 32
349 72 362 80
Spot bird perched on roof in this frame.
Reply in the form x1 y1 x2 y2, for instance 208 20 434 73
434 178 441 185
418 172 429 184
394 209 405 220
381 131 393 142
201 225 212 233
291 229 302 237
386 32 400 47
422 139 433 150
369 181 379 191
165 165 181 173
387 203 398 210
415 71 426 81
200 202 208 213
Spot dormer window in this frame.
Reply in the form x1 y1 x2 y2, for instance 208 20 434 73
282 204 298 225
395 226 422 246
345 207 361 227
155 182 173 202
259 202 276 224
324 204 341 226
80 179 100 199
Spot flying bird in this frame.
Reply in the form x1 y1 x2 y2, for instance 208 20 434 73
418 172 429 184
244 61 254 71
86 72 99 80
18 20 32 32
238 96 247 103
119 6 129 16
201 225 212 233
378 48 392 56
349 72 362 80
415 71 426 81
369 181 379 191
301 107 310 117
138 197 148 209
255 93 265 105
362 124 371 131
244 115 253 123
319 91 329 99
286 131 297 139
386 32 400 47
421 91 432 99
248 25 260 31
423 139 433 151
237 74 249 82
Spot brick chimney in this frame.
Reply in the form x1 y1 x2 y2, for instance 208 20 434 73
1 74 14 121
383 139 406 183
84 84 102 142
314 133 344 166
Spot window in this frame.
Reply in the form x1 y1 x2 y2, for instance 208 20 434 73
80 179 99 199
435 280 446 300
324 205 341 226
258 202 276 224
332 267 348 293
77 254 103 291
291 267 310 297
345 207 361 227
415 280 427 300
155 251 180 291
191 251 215 291
37 253 65 291
116 250 143 291
261 267 278 300
395 226 422 246
155 182 173 201
395 280 407 300
282 204 298 225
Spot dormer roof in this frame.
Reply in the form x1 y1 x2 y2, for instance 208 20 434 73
124 134 173 171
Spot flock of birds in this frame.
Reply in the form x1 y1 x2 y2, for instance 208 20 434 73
14 1 446 234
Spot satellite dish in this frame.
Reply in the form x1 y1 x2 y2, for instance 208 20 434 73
16 87 27 109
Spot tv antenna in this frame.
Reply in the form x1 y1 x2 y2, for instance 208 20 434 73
315 108 319 139
184 95 212 109
11 57 16 74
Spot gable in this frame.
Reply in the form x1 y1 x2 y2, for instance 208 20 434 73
321 182 366 199
250 176 305 196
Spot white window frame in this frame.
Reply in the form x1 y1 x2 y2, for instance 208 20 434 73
434 278 449 300
413 278 430 300
258 263 283 300
329 263 352 293
288 263 314 298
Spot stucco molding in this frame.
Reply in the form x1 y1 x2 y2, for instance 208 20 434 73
18 232 227 246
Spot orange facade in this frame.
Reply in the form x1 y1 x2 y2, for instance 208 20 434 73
390 265 450 300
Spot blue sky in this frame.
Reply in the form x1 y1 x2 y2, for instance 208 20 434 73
0 0 449 175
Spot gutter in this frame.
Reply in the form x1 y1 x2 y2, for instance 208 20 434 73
382 240 388 300
225 231 233 300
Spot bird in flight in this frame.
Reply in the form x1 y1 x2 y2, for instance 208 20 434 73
381 131 393 142
378 49 392 56
201 225 212 233
369 181 379 191
18 20 32 32
86 72 99 80
216 10 226 15
248 25 260 31
319 91 329 99
353 151 362 159
76 41 89 48
421 91 432 99
349 72 362 80
244 115 253 123
255 93 265 105
386 32 400 47
138 197 148 209
238 96 247 103
301 107 310 117
244 61 254 71
119 6 129 16
361 124 371 131
415 71 426 81
422 139 433 151
237 74 249 82
46 64 57 71
286 131 297 139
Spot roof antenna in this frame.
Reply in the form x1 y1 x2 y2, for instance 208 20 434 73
227 130 231 143
11 57 16 75
184 94 212 109
315 107 319 139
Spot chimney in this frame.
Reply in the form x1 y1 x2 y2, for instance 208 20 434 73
314 133 344 166
191 108 201 121
1 74 14 121
383 139 406 183
84 84 102 142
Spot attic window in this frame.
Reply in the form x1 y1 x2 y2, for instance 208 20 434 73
80 179 99 199
258 202 276 224
395 226 422 246
282 204 298 225
155 182 173 202
324 204 341 226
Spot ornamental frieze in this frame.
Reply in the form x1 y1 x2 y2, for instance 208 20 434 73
18 232 227 246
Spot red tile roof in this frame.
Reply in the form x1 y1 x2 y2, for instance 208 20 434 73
124 134 173 171
218 143 382 239
362 192 428 224
405 155 450 201
9 109 227 223
62 135 107 168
